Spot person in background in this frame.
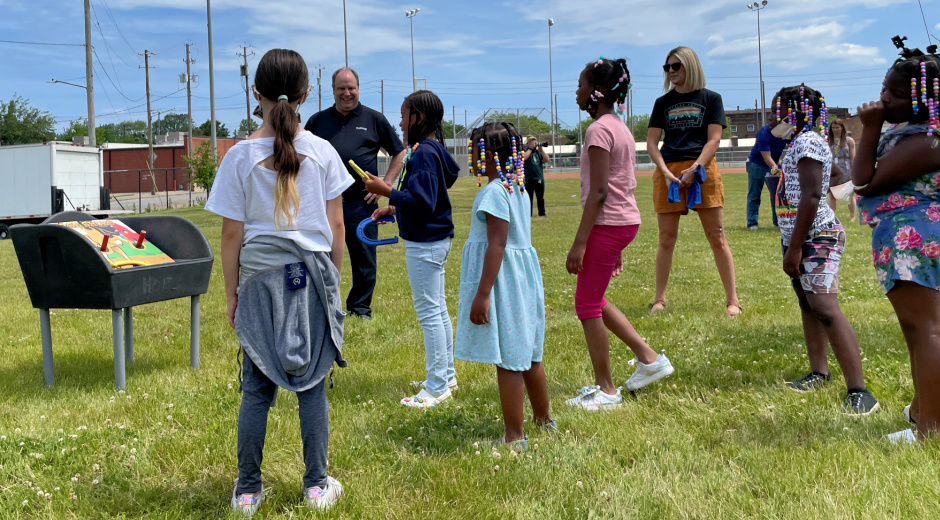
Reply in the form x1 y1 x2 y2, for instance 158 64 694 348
745 120 789 229
523 136 550 217
304 67 407 320
827 119 857 222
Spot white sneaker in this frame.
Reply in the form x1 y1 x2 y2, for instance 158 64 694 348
401 387 452 409
410 377 458 391
571 387 622 411
903 404 915 424
625 350 675 391
230 482 263 517
886 428 917 445
565 385 600 406
305 475 343 511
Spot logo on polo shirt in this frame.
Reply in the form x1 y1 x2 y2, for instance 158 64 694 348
356 126 368 131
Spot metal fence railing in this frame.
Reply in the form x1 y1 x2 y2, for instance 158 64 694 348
104 168 205 213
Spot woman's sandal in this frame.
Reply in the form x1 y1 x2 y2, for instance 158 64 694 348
726 301 743 317
650 300 666 316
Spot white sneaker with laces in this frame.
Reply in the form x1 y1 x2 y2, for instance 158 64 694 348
571 387 622 411
886 428 917 445
625 350 675 391
565 385 600 406
401 387 452 409
305 475 343 511
230 482 263 517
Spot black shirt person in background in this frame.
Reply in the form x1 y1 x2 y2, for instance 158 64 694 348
305 68 407 319
523 136 549 217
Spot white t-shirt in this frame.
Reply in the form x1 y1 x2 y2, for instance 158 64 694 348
778 131 837 245
205 131 354 252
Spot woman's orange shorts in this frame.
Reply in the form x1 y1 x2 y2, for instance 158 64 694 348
652 158 724 214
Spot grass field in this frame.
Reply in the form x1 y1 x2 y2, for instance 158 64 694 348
1 173 937 519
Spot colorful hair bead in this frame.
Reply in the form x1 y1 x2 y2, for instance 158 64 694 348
912 77 919 114
478 139 486 187
921 62 928 106
776 97 781 123
510 136 525 192
494 151 512 193
820 97 829 143
799 85 806 113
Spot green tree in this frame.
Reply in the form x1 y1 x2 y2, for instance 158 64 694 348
627 114 650 142
158 113 191 133
238 118 259 133
722 116 733 138
184 140 217 192
441 120 464 140
0 94 56 145
194 119 230 138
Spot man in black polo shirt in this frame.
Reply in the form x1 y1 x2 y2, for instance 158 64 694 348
305 67 406 319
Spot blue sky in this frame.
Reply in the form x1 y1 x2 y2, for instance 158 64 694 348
1 0 938 134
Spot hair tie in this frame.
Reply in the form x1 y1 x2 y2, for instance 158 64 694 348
278 95 289 101
594 58 603 68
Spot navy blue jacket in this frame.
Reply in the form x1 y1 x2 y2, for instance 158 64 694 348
389 138 459 242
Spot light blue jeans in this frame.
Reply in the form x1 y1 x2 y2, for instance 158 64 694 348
403 238 455 396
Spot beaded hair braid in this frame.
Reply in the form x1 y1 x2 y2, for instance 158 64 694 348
582 57 631 117
888 40 940 135
772 83 828 147
467 122 526 193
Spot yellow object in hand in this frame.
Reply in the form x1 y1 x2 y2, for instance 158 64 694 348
348 160 370 180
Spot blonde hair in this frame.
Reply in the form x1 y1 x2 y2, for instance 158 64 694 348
663 46 706 93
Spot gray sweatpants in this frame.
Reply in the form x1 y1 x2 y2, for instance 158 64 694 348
235 355 329 494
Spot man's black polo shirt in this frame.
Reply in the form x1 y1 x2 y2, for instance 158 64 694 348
304 103 405 202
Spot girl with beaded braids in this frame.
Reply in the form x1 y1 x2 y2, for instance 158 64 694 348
854 44 940 442
647 46 741 317
206 48 351 514
772 84 879 416
565 58 675 411
364 90 460 409
454 121 554 447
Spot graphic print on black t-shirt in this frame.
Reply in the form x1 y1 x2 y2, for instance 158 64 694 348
666 102 705 130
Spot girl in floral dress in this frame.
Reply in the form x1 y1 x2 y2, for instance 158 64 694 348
854 48 940 442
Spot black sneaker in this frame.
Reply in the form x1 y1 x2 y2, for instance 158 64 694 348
843 389 880 416
786 371 831 392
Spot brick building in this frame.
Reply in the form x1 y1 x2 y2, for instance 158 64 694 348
725 106 851 139
101 133 241 193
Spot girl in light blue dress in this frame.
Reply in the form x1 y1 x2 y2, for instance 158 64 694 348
455 122 553 447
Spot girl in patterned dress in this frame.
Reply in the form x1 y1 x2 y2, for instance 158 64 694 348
854 47 940 441
773 84 880 415
455 122 553 447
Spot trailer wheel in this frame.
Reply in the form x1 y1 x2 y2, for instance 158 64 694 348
0 224 8 240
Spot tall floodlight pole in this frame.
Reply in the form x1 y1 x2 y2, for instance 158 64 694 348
406 9 420 92
343 0 349 68
83 0 96 146
548 18 555 168
747 0 769 127
207 0 218 160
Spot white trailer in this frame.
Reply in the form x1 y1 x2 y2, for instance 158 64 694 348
0 142 108 239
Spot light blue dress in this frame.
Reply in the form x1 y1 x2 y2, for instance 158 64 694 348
455 181 545 371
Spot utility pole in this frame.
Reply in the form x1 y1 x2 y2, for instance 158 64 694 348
183 43 195 204
83 0 96 147
554 94 558 168
207 0 217 161
315 65 324 112
239 45 254 134
140 50 158 195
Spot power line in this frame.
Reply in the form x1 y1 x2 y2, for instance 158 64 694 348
0 39 83 47
97 0 139 57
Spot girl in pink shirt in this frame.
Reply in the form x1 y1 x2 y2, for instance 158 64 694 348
565 58 676 411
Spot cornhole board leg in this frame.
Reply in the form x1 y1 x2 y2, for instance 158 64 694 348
190 295 200 369
124 307 134 364
39 309 54 386
112 309 126 390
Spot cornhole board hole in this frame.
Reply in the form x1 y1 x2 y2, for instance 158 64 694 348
10 211 214 390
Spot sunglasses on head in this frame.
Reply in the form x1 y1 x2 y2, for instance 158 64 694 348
662 62 682 72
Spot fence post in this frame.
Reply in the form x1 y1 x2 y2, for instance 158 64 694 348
138 170 142 214
166 169 169 209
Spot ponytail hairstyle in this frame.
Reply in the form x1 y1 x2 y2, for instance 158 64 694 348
581 57 631 118
467 121 526 193
771 83 828 143
403 90 444 146
253 48 309 229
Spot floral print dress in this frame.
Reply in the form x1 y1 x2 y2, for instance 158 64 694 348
858 123 940 293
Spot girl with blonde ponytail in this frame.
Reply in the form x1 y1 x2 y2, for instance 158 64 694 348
206 48 353 515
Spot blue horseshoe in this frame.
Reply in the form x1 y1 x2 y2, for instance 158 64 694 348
357 216 398 246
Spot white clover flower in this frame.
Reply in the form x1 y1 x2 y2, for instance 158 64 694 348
91 479 99 485
475 451 481 456
14 428 21 433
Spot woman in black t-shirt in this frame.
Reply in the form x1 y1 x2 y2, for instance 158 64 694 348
647 46 741 317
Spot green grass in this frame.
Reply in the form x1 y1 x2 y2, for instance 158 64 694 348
1 174 938 519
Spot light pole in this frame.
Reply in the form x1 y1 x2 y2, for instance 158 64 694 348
747 0 768 127
547 18 555 168
48 79 93 145
406 8 420 92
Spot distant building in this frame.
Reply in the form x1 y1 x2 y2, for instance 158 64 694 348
725 106 851 139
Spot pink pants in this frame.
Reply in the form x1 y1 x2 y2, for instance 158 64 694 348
575 224 640 320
